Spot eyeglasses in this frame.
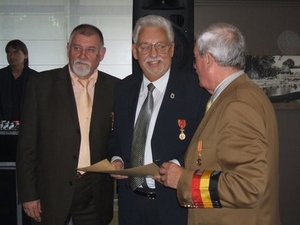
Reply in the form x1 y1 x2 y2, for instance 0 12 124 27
136 42 171 55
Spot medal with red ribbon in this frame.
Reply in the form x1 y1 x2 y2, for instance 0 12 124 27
178 119 186 140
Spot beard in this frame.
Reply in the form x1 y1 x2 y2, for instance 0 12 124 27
72 59 91 77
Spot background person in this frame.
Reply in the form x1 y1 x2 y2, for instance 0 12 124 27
0 39 37 224
109 15 209 225
16 24 119 225
158 22 280 225
0 39 37 122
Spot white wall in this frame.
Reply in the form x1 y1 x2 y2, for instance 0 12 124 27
0 0 133 79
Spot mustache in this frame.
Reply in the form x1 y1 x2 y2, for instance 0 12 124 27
145 56 163 63
74 59 91 67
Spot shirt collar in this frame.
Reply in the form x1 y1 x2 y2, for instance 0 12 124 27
141 68 170 94
212 70 244 102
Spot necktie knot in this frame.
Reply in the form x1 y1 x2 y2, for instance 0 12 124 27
78 79 89 88
147 83 155 93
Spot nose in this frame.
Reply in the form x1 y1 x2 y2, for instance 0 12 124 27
149 44 159 57
79 49 88 59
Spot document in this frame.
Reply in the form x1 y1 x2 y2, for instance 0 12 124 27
78 159 159 177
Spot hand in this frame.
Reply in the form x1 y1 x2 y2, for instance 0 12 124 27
111 159 128 179
159 162 184 189
23 200 42 222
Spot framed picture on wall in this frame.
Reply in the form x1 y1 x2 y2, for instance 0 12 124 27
244 55 300 109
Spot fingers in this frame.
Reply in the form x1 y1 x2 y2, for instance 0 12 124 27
159 162 171 185
158 162 183 189
159 162 172 176
110 160 128 179
23 200 42 222
110 174 128 179
152 174 163 184
111 159 124 170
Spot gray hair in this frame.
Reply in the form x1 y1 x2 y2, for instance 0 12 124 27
132 15 174 44
195 22 246 69
69 24 104 46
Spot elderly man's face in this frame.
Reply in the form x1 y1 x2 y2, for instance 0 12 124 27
67 33 106 78
132 26 174 81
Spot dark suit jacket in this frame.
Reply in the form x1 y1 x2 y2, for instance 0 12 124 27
109 67 210 225
178 74 280 225
0 65 37 121
16 65 119 225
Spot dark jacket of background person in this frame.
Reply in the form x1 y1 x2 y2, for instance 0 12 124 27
0 65 37 121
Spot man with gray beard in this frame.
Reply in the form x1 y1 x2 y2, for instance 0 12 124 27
17 24 119 225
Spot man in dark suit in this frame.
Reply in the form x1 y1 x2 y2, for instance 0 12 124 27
109 15 209 225
159 23 280 225
16 24 119 225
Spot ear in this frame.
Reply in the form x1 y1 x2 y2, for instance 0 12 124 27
99 47 106 61
132 44 138 60
204 52 214 68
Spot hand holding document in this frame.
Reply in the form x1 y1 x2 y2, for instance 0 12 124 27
78 159 159 177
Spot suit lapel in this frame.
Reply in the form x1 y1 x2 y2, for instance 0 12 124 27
56 66 79 126
91 72 105 124
128 75 143 131
155 69 179 127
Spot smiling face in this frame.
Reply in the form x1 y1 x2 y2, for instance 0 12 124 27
132 26 174 81
67 33 106 79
